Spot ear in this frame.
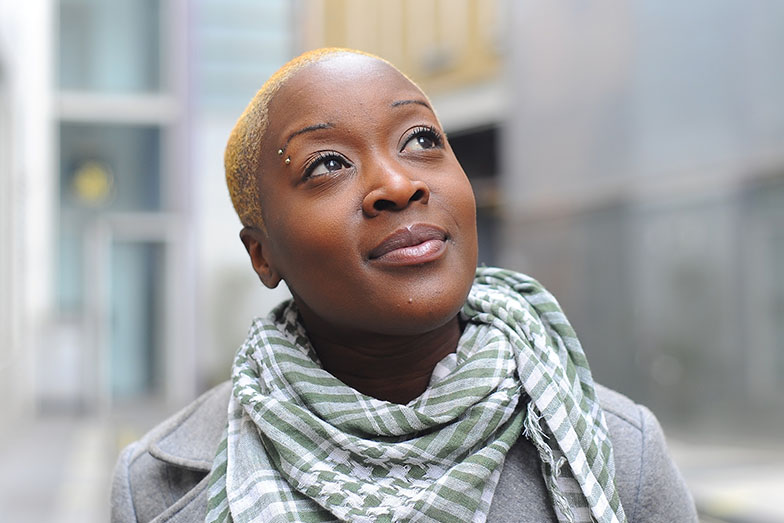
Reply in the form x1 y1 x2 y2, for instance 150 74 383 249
239 226 282 289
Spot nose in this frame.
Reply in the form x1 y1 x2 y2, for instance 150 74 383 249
361 161 430 217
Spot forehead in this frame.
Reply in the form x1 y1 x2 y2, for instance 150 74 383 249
266 54 427 138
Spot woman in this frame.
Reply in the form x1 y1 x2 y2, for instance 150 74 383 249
111 48 696 522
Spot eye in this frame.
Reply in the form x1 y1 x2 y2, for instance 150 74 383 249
401 126 443 152
303 152 351 179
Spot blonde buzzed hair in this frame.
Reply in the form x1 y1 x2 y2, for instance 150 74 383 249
225 47 401 229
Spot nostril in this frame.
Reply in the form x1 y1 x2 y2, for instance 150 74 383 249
410 189 425 202
373 199 395 212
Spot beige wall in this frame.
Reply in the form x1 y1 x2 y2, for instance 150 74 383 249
300 0 504 94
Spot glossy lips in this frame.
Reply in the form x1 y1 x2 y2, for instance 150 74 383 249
368 224 448 266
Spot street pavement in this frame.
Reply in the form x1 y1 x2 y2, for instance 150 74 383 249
671 440 784 523
0 416 111 523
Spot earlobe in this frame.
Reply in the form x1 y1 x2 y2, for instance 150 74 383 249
239 226 281 289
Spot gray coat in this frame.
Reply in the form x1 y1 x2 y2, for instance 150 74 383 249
111 382 697 522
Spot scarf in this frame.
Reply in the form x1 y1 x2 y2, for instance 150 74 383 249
205 267 627 523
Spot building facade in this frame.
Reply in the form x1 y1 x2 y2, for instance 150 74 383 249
3 0 782 441
502 1 784 434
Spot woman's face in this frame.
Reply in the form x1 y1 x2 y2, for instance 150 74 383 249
253 53 478 337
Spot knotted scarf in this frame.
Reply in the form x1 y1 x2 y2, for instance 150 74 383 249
205 267 627 523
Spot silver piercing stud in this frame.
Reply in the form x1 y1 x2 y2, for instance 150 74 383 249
285 157 291 165
277 148 284 155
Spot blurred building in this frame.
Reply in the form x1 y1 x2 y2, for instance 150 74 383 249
191 0 294 387
54 0 194 410
1 0 55 429
299 0 784 440
3 0 510 425
502 2 784 438
0 0 295 424
3 0 783 448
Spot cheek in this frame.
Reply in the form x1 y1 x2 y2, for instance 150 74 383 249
460 181 478 219
269 202 356 273
440 172 477 227
448 175 479 265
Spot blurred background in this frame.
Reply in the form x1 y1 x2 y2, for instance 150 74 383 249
1 0 783 521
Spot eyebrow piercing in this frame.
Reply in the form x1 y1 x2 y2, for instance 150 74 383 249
277 149 284 155
285 157 291 165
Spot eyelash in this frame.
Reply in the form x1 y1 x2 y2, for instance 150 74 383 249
402 125 444 151
299 125 444 180
302 151 350 180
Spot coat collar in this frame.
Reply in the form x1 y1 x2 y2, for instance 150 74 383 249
148 381 231 472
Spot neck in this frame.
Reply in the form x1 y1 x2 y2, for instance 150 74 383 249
297 307 463 404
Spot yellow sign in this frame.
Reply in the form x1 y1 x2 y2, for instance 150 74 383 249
71 160 114 206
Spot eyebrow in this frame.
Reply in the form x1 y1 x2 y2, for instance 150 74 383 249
391 99 433 112
277 101 432 153
280 123 333 154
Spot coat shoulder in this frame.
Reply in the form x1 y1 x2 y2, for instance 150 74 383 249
594 383 698 522
110 381 231 523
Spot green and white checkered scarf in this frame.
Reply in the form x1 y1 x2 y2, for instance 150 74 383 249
205 267 627 523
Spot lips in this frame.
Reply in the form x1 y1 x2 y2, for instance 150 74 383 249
369 223 448 265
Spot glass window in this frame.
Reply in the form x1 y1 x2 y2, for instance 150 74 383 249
58 0 161 92
197 0 292 110
110 241 164 399
58 123 161 310
60 123 161 211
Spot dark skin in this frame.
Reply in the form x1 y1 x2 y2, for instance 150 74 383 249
240 54 478 404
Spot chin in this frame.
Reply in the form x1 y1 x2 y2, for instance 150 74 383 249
372 274 474 335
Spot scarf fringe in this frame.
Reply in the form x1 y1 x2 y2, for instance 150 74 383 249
523 401 576 523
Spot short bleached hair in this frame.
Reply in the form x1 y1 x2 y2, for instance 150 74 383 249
225 47 416 229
